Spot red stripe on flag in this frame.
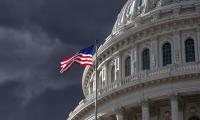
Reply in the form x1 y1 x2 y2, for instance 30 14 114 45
60 53 93 74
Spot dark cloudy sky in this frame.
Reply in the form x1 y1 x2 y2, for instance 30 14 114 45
0 0 126 120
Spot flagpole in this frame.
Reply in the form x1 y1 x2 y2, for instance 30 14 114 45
95 40 98 120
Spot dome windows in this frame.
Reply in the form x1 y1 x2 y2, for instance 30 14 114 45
87 33 198 95
142 48 150 70
185 38 196 63
111 66 115 83
162 42 172 66
125 56 131 77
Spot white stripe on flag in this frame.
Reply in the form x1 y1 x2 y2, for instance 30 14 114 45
74 60 93 64
61 54 79 65
60 60 75 73
77 56 93 61
79 54 93 57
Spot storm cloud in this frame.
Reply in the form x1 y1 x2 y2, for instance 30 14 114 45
0 0 126 120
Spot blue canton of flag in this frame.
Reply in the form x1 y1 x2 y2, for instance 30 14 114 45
79 45 94 55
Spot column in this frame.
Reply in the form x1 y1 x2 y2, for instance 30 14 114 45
102 64 107 88
170 94 179 120
117 52 123 87
114 55 120 81
106 62 109 87
142 101 150 120
118 52 123 80
131 47 137 74
115 107 124 120
173 30 182 64
151 38 158 69
97 70 101 90
135 45 139 73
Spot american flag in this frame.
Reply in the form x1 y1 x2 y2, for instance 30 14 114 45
60 45 94 74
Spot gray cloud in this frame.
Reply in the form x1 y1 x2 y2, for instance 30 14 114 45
0 26 81 105
0 0 126 119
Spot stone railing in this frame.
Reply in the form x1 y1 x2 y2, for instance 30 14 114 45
68 62 200 119
98 62 200 96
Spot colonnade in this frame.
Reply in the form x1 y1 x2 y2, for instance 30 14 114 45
114 95 179 120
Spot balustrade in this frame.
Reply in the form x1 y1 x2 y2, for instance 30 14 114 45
85 62 200 100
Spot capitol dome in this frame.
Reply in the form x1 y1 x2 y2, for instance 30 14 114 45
68 0 200 120
112 0 144 34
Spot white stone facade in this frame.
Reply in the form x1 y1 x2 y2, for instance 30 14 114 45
68 0 200 120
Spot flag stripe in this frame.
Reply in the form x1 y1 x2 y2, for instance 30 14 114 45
77 57 93 61
75 62 93 66
74 60 93 64
61 54 92 64
78 56 92 59
61 54 79 64
60 60 75 73
79 53 93 57
75 59 92 62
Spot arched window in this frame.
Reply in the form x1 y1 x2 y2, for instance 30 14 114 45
189 116 200 120
162 42 172 66
111 66 115 83
142 49 150 70
125 56 131 77
185 39 195 62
